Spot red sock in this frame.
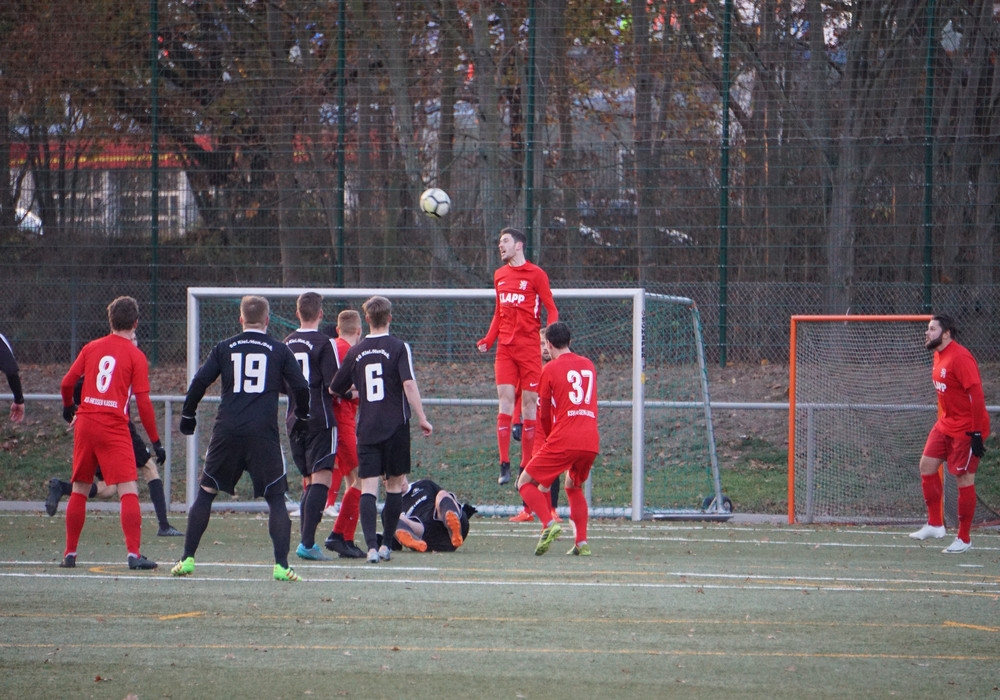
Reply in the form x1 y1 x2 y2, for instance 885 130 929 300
518 482 554 525
334 486 362 540
565 486 588 543
957 484 976 543
325 475 342 508
120 492 142 556
520 419 536 468
497 413 513 463
64 492 88 556
920 473 944 527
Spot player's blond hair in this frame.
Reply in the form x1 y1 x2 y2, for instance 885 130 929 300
362 296 392 328
337 309 362 336
240 295 270 326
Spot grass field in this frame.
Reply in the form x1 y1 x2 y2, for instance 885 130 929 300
2 510 998 699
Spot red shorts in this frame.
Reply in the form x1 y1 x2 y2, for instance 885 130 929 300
524 445 597 489
495 341 542 391
71 415 138 486
923 426 979 475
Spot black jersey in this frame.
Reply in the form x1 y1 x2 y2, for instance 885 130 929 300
283 328 337 432
330 332 415 445
0 332 23 403
183 329 309 437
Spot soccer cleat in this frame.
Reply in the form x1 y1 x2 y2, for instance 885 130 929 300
59 554 76 568
367 548 380 564
296 543 331 561
534 522 563 556
157 525 183 537
567 543 592 556
550 508 563 523
497 461 512 485
942 537 972 554
273 564 301 581
323 504 340 518
171 556 195 576
341 541 366 559
325 532 365 558
509 509 533 523
909 524 947 540
128 554 158 570
512 423 522 442
45 478 63 517
445 511 464 548
378 544 392 561
395 528 428 552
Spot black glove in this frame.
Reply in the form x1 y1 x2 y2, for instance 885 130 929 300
179 415 197 436
62 404 77 424
152 440 166 465
967 431 986 458
289 416 310 442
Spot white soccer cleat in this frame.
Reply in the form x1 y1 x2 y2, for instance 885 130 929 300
942 538 971 554
909 524 947 540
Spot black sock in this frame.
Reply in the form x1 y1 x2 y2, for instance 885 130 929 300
381 491 403 549
59 480 73 497
183 489 216 559
300 483 328 549
88 483 98 498
551 475 560 509
299 485 309 538
265 491 291 569
360 493 378 551
147 478 170 529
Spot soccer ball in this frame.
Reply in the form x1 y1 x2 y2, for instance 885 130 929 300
419 188 451 218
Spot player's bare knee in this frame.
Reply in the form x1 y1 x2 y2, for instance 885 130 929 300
142 460 159 482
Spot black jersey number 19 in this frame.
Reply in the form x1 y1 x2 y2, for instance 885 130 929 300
232 352 268 394
364 362 384 402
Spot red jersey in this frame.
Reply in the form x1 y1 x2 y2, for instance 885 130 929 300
332 336 359 427
537 351 599 453
480 261 558 348
60 333 159 442
932 341 990 439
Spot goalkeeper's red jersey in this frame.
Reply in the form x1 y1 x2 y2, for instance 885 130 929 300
537 351 599 453
932 340 990 439
481 261 558 348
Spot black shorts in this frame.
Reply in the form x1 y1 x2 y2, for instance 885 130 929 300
421 512 470 552
290 427 337 477
357 423 411 480
201 431 288 498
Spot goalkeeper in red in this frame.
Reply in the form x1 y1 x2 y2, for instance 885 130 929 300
910 314 990 554
517 322 598 556
477 227 558 486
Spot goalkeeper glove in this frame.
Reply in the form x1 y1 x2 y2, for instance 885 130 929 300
62 404 77 424
179 415 197 436
152 440 166 465
967 431 986 458
289 416 310 442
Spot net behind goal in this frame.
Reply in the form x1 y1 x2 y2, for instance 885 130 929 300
186 287 725 520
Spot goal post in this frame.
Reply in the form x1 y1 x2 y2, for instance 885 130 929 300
185 287 725 521
788 315 934 524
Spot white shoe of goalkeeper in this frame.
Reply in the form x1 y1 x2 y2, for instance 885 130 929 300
909 524 947 540
942 537 971 554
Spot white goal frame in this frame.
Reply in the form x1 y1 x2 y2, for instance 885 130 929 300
186 287 723 521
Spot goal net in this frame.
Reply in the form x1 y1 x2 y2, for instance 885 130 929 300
185 287 725 521
790 315 935 524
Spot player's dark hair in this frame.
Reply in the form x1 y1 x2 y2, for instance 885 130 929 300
932 314 959 341
363 296 392 328
500 227 527 247
107 296 139 332
296 291 323 323
543 321 571 349
240 295 270 326
338 309 362 335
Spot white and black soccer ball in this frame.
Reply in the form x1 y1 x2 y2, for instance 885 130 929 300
419 188 451 219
